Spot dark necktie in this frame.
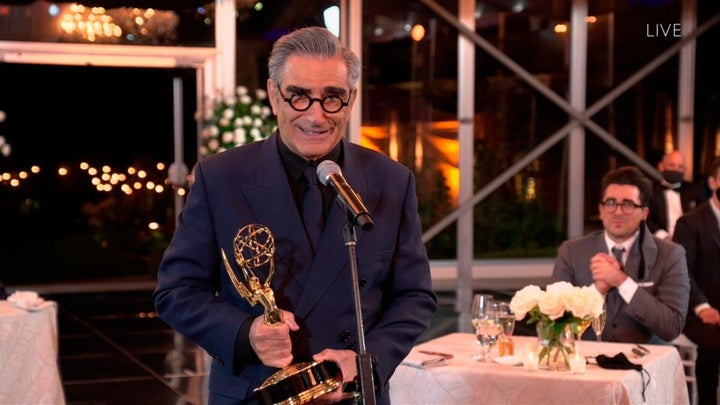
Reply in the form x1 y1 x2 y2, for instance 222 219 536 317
303 165 323 253
612 246 625 270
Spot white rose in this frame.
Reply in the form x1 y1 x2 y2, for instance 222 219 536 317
545 281 575 295
261 106 272 118
219 117 231 127
243 116 252 126
583 287 605 318
207 126 219 136
234 128 246 144
250 105 261 115
0 135 5 146
1 144 10 157
223 96 236 106
250 127 261 141
199 145 209 156
538 290 566 320
240 95 252 105
236 86 248 96
208 138 219 151
256 89 267 100
564 287 591 318
222 132 234 143
253 118 263 128
222 108 234 120
510 285 543 320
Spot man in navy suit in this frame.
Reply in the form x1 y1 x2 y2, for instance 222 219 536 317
552 166 689 344
674 157 720 405
154 27 437 404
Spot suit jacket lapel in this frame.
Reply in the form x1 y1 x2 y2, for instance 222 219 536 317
624 225 656 282
294 140 381 319
242 134 305 243
701 204 720 251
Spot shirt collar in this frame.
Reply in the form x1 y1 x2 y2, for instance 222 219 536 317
277 137 343 182
604 230 639 254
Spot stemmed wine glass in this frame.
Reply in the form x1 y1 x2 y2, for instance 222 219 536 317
592 304 607 343
571 317 592 341
470 294 501 362
497 301 515 355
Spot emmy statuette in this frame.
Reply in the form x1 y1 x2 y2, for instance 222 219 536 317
221 224 340 405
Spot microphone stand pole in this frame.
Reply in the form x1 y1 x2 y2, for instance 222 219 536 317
342 222 376 405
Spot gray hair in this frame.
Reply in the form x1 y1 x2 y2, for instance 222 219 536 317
268 26 361 90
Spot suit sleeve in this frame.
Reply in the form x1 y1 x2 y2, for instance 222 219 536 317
551 241 576 284
673 215 709 310
153 162 253 368
624 242 689 341
361 169 437 393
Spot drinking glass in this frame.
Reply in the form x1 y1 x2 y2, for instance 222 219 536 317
470 294 499 361
497 302 515 337
591 306 607 343
571 317 592 341
475 314 501 362
497 301 515 356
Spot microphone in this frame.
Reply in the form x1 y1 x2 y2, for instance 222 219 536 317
316 160 374 231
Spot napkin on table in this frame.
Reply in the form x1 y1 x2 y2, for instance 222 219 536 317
7 290 47 311
401 350 451 369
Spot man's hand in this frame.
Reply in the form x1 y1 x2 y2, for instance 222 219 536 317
590 252 628 288
308 349 358 404
249 309 299 368
697 307 720 326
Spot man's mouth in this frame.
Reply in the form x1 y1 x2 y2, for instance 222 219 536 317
299 126 329 135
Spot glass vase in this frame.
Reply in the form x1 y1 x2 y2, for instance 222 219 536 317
536 321 575 371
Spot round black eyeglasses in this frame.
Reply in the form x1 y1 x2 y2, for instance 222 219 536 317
600 199 644 214
276 85 350 114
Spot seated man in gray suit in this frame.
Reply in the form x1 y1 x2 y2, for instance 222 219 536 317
552 166 689 344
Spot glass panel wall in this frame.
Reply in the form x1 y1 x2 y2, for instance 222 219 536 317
362 0 720 260
0 0 718 284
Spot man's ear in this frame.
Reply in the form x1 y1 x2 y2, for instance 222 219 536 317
708 174 719 191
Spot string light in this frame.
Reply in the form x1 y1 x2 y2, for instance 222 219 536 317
1 160 188 199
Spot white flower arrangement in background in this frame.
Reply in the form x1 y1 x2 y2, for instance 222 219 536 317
200 86 277 157
0 110 10 157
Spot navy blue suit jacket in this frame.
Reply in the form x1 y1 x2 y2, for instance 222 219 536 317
154 133 437 404
673 202 720 347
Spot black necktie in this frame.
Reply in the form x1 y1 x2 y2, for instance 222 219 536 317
612 246 625 270
303 165 323 253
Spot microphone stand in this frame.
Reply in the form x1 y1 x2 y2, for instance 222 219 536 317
342 221 376 405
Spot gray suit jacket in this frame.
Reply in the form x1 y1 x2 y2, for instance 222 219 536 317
551 226 689 344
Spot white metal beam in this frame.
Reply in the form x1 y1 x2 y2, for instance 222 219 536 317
567 0 588 239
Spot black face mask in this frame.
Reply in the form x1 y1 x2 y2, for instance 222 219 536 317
661 170 684 187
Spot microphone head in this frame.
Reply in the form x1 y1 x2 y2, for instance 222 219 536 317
316 160 341 186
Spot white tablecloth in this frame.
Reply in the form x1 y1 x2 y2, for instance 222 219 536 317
391 333 688 405
0 300 66 405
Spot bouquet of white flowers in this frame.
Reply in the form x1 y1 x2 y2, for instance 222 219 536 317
510 281 604 325
510 281 604 370
200 86 277 157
